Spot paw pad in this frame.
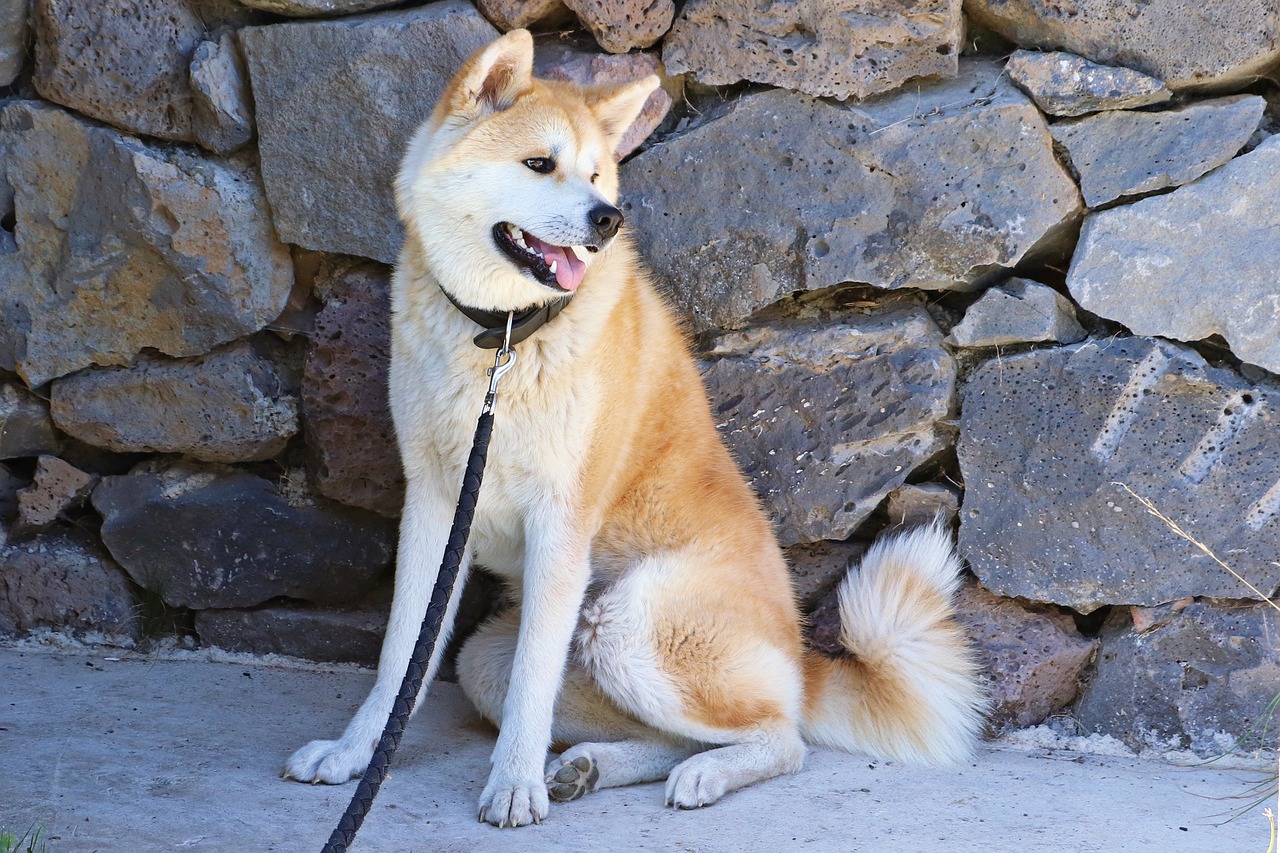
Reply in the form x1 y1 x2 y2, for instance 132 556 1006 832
546 755 599 802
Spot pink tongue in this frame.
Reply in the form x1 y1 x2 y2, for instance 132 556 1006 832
525 233 586 291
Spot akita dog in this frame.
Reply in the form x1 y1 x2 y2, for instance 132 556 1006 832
284 29 985 827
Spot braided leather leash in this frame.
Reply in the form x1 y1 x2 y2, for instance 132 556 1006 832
321 319 517 853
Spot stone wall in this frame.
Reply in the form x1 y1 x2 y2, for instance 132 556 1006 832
1 0 1277 757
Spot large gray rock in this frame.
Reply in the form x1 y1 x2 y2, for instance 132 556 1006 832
1051 96 1264 209
958 337 1280 612
954 580 1096 732
0 0 28 86
565 0 672 53
49 342 298 464
1076 601 1280 755
664 0 962 101
93 462 395 610
946 278 1085 348
0 101 293 386
703 308 956 547
0 380 57 460
0 526 139 642
240 2 498 264
964 0 1280 92
1005 50 1171 118
32 0 206 141
189 32 254 155
1066 134 1280 373
622 61 1081 333
195 605 387 665
302 260 402 516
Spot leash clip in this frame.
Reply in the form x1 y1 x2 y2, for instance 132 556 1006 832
482 312 517 415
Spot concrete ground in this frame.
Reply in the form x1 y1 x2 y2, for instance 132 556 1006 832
0 643 1270 853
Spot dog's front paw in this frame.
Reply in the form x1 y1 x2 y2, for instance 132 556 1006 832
477 774 549 828
282 738 372 785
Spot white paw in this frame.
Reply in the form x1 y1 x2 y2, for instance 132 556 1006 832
477 773 549 828
664 755 729 809
544 746 601 802
281 738 373 785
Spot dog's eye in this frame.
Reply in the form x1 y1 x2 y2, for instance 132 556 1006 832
590 172 599 184
524 157 555 174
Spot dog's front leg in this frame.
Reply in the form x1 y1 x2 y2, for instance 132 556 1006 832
478 511 590 827
284 478 465 783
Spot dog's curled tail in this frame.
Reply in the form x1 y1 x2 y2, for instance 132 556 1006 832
799 523 987 765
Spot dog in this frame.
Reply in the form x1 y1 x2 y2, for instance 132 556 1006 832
283 29 986 828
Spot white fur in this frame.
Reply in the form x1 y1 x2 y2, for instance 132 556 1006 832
802 523 988 765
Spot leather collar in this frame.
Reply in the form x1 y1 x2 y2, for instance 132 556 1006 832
439 287 572 349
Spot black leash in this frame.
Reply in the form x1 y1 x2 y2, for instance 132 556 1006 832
321 315 517 853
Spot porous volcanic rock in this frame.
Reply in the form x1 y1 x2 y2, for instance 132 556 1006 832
302 260 403 517
49 342 298 464
240 2 497 264
1076 602 1280 755
622 61 1081 333
702 307 956 547
1005 50 1171 117
0 101 293 386
784 538 868 610
885 482 961 529
664 0 962 100
1066 134 1280 373
0 380 57 460
953 581 1096 732
964 0 1280 91
958 337 1280 612
195 605 387 665
946 278 1085 348
534 39 673 159
1050 96 1264 208
32 0 207 141
189 32 254 154
0 526 139 641
0 0 28 86
13 456 96 537
564 0 673 53
93 462 395 610
236 0 404 15
477 0 570 31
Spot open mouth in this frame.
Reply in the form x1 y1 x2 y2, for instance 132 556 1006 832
493 223 594 293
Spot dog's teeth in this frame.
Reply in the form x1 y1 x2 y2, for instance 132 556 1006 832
549 260 558 274
507 224 523 240
516 236 528 249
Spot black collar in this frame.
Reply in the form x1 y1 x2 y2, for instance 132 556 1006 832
439 287 572 349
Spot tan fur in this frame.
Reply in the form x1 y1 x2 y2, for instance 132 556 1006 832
284 29 985 826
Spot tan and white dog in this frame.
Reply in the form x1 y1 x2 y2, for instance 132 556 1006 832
284 29 986 828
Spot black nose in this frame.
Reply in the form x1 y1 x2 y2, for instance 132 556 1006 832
589 203 623 240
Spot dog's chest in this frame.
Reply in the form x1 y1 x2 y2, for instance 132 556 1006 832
397 343 598 578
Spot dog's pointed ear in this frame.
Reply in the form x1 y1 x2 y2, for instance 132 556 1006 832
584 76 661 158
441 29 535 122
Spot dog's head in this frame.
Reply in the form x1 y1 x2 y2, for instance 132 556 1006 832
396 30 659 312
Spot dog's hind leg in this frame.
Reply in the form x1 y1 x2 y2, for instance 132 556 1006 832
458 610 699 801
573 556 808 809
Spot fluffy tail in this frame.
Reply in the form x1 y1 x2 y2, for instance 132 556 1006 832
799 523 986 765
